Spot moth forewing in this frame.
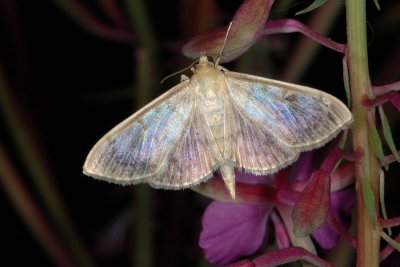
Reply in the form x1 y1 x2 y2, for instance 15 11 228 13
83 79 193 184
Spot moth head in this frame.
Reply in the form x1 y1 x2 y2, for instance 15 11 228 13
197 54 214 64
193 55 214 73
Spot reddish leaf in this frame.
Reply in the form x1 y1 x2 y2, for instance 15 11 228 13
182 0 274 63
227 259 256 267
251 247 335 267
292 170 331 237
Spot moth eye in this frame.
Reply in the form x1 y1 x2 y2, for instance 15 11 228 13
206 56 214 63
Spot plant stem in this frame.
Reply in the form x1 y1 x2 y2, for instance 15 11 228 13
0 143 76 267
123 1 158 266
281 0 343 81
0 67 94 267
346 0 380 266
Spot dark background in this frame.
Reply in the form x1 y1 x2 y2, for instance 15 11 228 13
1 0 399 266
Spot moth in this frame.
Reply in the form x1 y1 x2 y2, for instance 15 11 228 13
83 55 353 199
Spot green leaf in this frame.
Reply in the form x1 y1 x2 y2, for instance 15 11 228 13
370 123 389 170
381 231 400 252
373 0 381 11
342 57 351 108
361 180 376 228
296 0 327 15
379 170 392 235
379 106 400 162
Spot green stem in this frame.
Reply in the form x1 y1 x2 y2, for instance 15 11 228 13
123 1 158 266
346 0 380 266
282 0 343 81
131 47 159 267
0 67 94 267
131 50 153 267
123 0 157 53
0 143 76 267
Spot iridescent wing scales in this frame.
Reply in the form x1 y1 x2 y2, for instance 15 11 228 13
221 71 352 174
222 83 299 175
83 80 221 188
224 72 353 150
150 100 222 188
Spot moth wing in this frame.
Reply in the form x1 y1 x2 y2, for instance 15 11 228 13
224 71 353 150
150 98 222 189
83 80 221 188
222 83 299 175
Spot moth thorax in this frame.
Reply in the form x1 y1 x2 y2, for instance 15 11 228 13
195 63 220 82
193 63 226 153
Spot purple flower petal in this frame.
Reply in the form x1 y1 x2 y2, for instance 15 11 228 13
311 187 356 249
310 217 340 249
234 170 272 185
331 187 356 227
289 152 316 182
200 201 273 265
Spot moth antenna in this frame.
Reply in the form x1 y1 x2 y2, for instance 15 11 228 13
160 60 198 84
215 21 233 66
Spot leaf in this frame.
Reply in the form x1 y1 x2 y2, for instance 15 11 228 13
361 180 376 229
251 246 335 267
381 231 400 252
387 238 400 252
292 170 331 237
379 106 400 162
379 170 392 235
370 123 389 170
373 0 381 11
342 56 351 108
296 0 327 16
182 0 274 63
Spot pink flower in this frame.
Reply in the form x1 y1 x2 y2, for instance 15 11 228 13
198 152 355 265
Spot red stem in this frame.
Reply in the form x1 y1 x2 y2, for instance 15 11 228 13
379 232 400 262
251 247 335 267
227 247 335 267
342 149 364 161
97 0 130 29
263 19 345 53
0 143 77 267
380 217 400 228
362 91 400 112
53 0 134 43
386 150 400 164
320 148 344 173
373 81 400 95
328 212 357 248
